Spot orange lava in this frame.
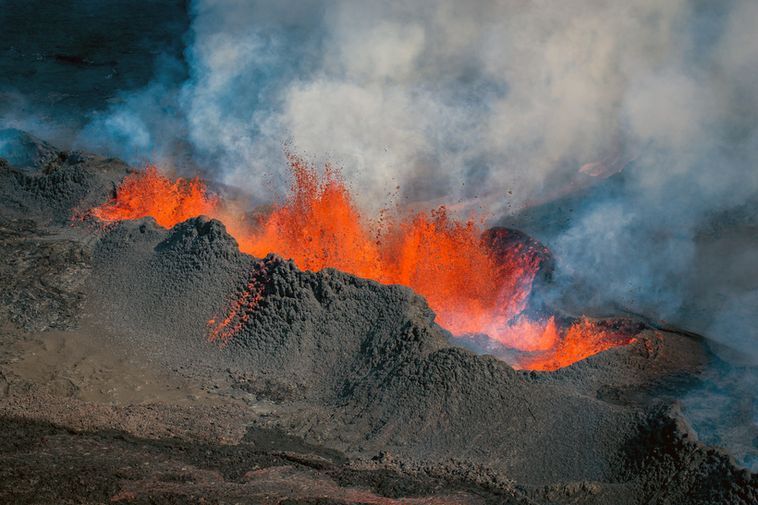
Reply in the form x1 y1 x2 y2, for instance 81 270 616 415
90 166 219 228
88 160 638 370
207 265 266 346
515 318 638 371
239 160 383 278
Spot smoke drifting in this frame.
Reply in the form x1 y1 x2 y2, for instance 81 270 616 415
70 0 758 360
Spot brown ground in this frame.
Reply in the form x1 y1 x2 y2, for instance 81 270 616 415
0 317 506 505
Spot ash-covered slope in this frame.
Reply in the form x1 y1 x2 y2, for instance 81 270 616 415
1 132 755 504
0 129 129 223
0 129 128 331
89 214 755 502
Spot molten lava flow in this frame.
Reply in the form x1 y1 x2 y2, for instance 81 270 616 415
90 166 219 228
89 160 639 371
380 207 515 336
514 318 639 371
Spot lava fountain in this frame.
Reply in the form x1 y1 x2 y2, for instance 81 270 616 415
88 159 637 370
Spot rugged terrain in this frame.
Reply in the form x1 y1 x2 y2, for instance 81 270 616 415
0 131 756 504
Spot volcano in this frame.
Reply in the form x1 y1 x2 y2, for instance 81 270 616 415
86 159 641 371
0 131 755 504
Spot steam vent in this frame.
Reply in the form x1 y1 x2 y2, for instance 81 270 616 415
0 2 756 504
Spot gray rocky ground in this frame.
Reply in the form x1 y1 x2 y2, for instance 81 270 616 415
0 130 755 504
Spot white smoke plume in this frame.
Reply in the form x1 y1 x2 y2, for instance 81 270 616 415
76 1 758 354
73 1 754 205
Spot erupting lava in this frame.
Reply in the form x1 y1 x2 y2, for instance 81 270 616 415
88 159 637 370
91 166 218 228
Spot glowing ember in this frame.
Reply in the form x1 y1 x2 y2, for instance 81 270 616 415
207 264 267 346
88 159 638 370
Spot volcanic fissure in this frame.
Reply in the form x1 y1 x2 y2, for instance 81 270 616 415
88 158 638 371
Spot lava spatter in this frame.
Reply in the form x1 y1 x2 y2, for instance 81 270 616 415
89 159 638 370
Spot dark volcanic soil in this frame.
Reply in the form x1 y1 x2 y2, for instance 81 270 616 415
0 131 756 504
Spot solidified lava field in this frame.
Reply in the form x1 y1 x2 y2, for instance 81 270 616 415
0 131 756 504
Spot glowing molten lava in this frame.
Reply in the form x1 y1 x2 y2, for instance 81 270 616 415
513 317 638 371
91 166 219 228
88 160 637 370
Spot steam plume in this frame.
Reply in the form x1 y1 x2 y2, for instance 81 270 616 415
72 1 758 360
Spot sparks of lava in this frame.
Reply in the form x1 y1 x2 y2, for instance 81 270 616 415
207 263 267 346
88 158 637 370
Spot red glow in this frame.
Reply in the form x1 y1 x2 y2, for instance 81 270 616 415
90 166 219 228
88 160 638 370
514 318 638 371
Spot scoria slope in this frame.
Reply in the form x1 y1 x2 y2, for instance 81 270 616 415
0 131 755 504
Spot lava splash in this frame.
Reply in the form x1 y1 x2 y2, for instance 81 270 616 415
88 160 637 370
